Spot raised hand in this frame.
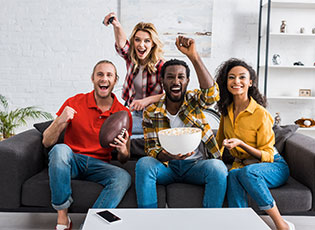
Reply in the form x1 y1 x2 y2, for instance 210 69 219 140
59 106 77 124
103 12 120 27
175 36 197 59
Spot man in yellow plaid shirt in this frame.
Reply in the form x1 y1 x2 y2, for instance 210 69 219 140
135 35 228 208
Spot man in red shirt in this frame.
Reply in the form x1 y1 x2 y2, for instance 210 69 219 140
42 60 132 230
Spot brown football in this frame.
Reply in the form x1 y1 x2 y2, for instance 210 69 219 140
99 110 130 148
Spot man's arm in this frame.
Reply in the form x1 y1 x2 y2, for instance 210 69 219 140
175 36 214 89
42 106 77 148
109 130 130 164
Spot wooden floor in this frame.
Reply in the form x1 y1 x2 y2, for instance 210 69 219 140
0 212 314 230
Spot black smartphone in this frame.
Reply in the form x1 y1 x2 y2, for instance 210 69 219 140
95 210 121 224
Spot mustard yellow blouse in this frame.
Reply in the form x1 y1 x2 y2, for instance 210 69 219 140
216 97 275 170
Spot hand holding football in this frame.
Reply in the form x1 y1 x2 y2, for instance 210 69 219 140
99 110 130 148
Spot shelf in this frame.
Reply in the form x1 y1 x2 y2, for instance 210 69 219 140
298 126 315 131
269 33 315 38
263 1 315 9
268 96 315 100
260 65 315 69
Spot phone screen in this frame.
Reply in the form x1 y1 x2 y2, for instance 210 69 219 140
96 210 121 224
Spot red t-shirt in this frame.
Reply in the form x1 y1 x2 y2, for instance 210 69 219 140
56 91 132 162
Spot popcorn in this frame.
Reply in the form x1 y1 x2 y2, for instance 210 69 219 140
159 127 201 136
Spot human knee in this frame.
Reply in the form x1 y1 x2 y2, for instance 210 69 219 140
111 168 131 188
48 144 72 165
106 167 131 190
227 168 240 184
205 159 228 178
239 165 261 180
136 156 158 175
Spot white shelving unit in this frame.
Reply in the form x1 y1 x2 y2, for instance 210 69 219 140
257 0 315 136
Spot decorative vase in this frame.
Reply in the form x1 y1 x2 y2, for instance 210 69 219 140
272 54 281 65
280 20 287 33
274 112 281 126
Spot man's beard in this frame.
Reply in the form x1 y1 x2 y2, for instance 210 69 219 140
165 88 186 103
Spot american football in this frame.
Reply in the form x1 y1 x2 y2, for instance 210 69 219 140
99 110 130 148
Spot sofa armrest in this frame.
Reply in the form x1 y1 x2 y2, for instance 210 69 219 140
284 132 315 211
0 129 44 209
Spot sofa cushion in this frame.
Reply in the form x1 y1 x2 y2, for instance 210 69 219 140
249 176 312 214
166 183 204 208
22 161 166 212
273 124 298 153
130 138 146 160
166 177 311 214
33 120 65 165
21 169 103 211
33 120 65 143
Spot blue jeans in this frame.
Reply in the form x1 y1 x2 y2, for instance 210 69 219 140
48 144 131 210
227 154 289 210
131 110 144 139
135 156 228 208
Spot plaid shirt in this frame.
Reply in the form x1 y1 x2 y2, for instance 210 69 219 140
115 41 164 106
143 83 221 160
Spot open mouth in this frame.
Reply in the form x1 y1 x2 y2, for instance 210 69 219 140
137 49 146 56
170 86 181 95
231 86 242 89
99 85 109 91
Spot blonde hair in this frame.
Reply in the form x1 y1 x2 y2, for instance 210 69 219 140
129 22 164 74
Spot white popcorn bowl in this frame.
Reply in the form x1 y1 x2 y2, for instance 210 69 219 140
158 127 202 155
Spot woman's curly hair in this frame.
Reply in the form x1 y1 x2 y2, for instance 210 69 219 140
215 58 266 116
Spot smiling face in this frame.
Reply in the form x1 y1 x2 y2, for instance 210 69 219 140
163 65 189 103
91 62 117 100
227 66 252 98
133 30 154 64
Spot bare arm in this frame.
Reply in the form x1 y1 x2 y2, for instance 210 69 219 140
223 138 262 160
42 106 77 148
175 36 214 89
103 12 127 49
129 93 164 111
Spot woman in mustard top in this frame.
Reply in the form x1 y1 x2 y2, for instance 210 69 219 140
215 59 294 230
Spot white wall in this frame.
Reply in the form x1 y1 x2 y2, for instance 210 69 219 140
0 0 260 133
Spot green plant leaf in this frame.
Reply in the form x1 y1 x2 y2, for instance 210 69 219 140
0 95 53 138
0 95 8 111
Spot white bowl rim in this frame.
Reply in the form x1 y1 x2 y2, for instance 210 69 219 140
158 127 202 135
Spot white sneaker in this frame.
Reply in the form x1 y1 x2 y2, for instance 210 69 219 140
56 216 72 230
284 220 295 230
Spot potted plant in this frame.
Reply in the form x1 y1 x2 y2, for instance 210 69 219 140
0 94 53 140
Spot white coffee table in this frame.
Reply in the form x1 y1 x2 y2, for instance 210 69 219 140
82 208 271 230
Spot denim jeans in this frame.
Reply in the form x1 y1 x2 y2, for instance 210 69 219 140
135 156 228 208
227 154 289 210
131 110 144 139
48 144 131 210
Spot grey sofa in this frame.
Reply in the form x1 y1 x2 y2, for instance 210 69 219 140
0 124 314 215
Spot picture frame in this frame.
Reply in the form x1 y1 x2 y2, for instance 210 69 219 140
120 0 214 57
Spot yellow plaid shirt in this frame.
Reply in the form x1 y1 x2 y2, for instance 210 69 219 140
143 83 221 160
